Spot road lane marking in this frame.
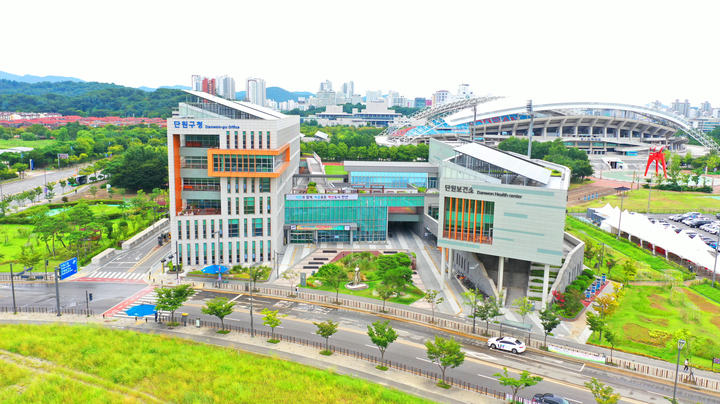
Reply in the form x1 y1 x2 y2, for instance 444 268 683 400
229 295 243 302
477 374 495 381
464 351 497 361
415 357 435 364
580 364 585 372
566 399 582 403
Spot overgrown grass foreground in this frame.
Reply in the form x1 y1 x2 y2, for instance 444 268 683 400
0 324 437 404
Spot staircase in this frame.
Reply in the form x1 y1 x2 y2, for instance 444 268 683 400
527 263 560 303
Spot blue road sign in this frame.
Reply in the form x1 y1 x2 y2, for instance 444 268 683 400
59 258 78 280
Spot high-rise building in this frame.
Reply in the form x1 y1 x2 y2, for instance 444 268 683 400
414 98 427 109
341 81 354 98
671 99 691 117
316 90 337 107
245 78 267 107
191 75 204 91
319 80 332 92
366 90 382 103
700 101 713 116
168 90 300 268
457 84 473 98
433 90 450 105
217 75 236 100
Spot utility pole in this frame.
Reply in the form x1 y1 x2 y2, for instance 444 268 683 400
85 290 90 315
10 264 17 314
526 100 534 158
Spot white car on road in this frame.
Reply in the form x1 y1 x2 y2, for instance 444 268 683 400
487 337 526 354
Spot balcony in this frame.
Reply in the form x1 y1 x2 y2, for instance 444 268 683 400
178 208 221 216
181 163 209 169
182 185 221 192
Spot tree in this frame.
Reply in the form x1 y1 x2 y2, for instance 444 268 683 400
475 296 502 335
605 256 619 275
155 284 195 322
423 289 444 324
461 288 483 334
316 263 348 303
105 144 168 192
603 329 617 362
201 297 236 331
383 266 412 290
621 260 637 282
513 296 534 323
313 319 339 354
15 246 42 270
586 312 606 342
89 185 98 198
425 335 465 387
584 378 621 404
261 308 286 342
538 307 561 347
238 265 271 292
367 320 398 367
11 163 28 178
282 269 300 295
594 294 619 318
375 283 395 312
493 367 543 400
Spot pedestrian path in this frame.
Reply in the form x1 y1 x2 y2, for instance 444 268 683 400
80 271 148 280
113 289 160 319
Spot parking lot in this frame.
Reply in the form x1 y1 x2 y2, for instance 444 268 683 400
646 212 720 248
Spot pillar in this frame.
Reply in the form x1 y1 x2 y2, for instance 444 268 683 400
542 264 550 309
440 247 446 285
447 248 454 280
497 256 505 301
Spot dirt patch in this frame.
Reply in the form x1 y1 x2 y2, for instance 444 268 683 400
647 294 670 311
637 316 669 327
63 181 141 202
682 288 720 312
710 316 720 332
623 323 668 347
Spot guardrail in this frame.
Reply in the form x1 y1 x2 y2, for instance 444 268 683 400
122 218 169 250
0 307 94 316
92 248 118 265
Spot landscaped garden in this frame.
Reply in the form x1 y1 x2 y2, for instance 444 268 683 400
0 192 167 273
304 252 425 306
0 323 437 404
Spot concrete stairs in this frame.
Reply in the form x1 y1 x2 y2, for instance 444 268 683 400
527 263 560 303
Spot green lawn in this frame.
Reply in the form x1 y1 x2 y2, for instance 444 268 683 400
0 324 438 404
304 279 425 305
0 139 56 149
323 164 347 180
569 188 720 213
592 285 720 370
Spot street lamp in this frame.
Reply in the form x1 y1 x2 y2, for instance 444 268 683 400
673 339 686 404
273 249 284 279
526 100 535 158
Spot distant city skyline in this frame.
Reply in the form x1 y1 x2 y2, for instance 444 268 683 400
3 0 719 105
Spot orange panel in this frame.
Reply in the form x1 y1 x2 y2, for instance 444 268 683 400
173 135 182 214
454 197 459 240
473 199 478 243
460 199 466 241
479 201 485 243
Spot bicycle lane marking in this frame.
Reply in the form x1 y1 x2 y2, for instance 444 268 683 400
102 286 157 317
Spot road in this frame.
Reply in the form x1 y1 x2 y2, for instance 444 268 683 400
0 166 86 199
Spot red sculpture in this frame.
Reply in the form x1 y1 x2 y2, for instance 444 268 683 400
644 145 668 178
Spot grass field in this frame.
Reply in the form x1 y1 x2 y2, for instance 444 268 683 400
0 139 56 149
569 188 720 213
0 324 438 404
592 285 720 369
323 164 347 180
304 279 425 305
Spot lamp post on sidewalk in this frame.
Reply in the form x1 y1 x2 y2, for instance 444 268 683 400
273 249 284 279
673 339 686 404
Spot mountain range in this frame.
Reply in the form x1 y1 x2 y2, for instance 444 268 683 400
0 71 313 102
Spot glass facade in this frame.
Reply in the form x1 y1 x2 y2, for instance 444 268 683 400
213 154 276 173
350 171 430 188
285 196 423 243
443 197 494 244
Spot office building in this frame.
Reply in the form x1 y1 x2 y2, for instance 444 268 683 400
168 90 300 268
341 81 354 98
245 78 267 107
217 75 236 100
433 90 450 105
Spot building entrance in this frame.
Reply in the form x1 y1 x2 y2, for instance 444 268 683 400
290 230 314 244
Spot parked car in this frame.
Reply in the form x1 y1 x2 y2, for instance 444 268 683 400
669 214 683 221
532 393 570 404
716 212 720 219
690 219 713 228
487 337 526 354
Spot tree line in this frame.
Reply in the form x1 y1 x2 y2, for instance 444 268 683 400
498 137 594 180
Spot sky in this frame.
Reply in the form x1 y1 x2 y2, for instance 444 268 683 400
4 0 720 107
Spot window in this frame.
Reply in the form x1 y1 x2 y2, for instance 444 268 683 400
195 243 199 265
203 243 207 265
259 178 270 193
252 241 256 261
218 220 222 238
259 131 262 149
250 132 254 149
243 131 246 148
227 198 231 215
229 219 239 237
211 242 216 264
267 240 271 261
211 220 215 237
178 244 183 263
259 240 264 261
244 241 248 262
202 220 207 239
253 218 263 236
182 178 220 191
236 241 241 263
267 218 271 236
267 197 271 214
226 131 230 150
177 221 182 240
194 220 198 239
234 131 239 148
259 198 263 214
180 156 208 169
243 178 247 193
244 219 248 237
443 197 494 245
219 242 223 263
235 178 239 193
251 178 255 193
267 133 271 149
186 220 190 239
235 197 240 215
244 197 255 214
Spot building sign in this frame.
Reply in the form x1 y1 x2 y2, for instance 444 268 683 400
173 120 204 129
286 194 358 201
290 225 351 231
444 185 523 199
58 257 78 280
58 153 69 159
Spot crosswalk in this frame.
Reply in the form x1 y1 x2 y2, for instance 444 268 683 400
85 271 147 280
114 289 160 319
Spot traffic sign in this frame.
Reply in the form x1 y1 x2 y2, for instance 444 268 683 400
59 258 78 280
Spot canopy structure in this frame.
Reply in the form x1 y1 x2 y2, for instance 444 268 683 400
202 265 230 274
126 304 157 317
599 206 717 273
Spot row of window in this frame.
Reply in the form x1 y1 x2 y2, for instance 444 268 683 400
181 156 208 169
177 240 272 265
226 196 271 215
178 217 271 240
443 197 494 244
183 178 220 191
226 177 271 193
225 131 271 150
213 154 275 173
349 171 438 189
